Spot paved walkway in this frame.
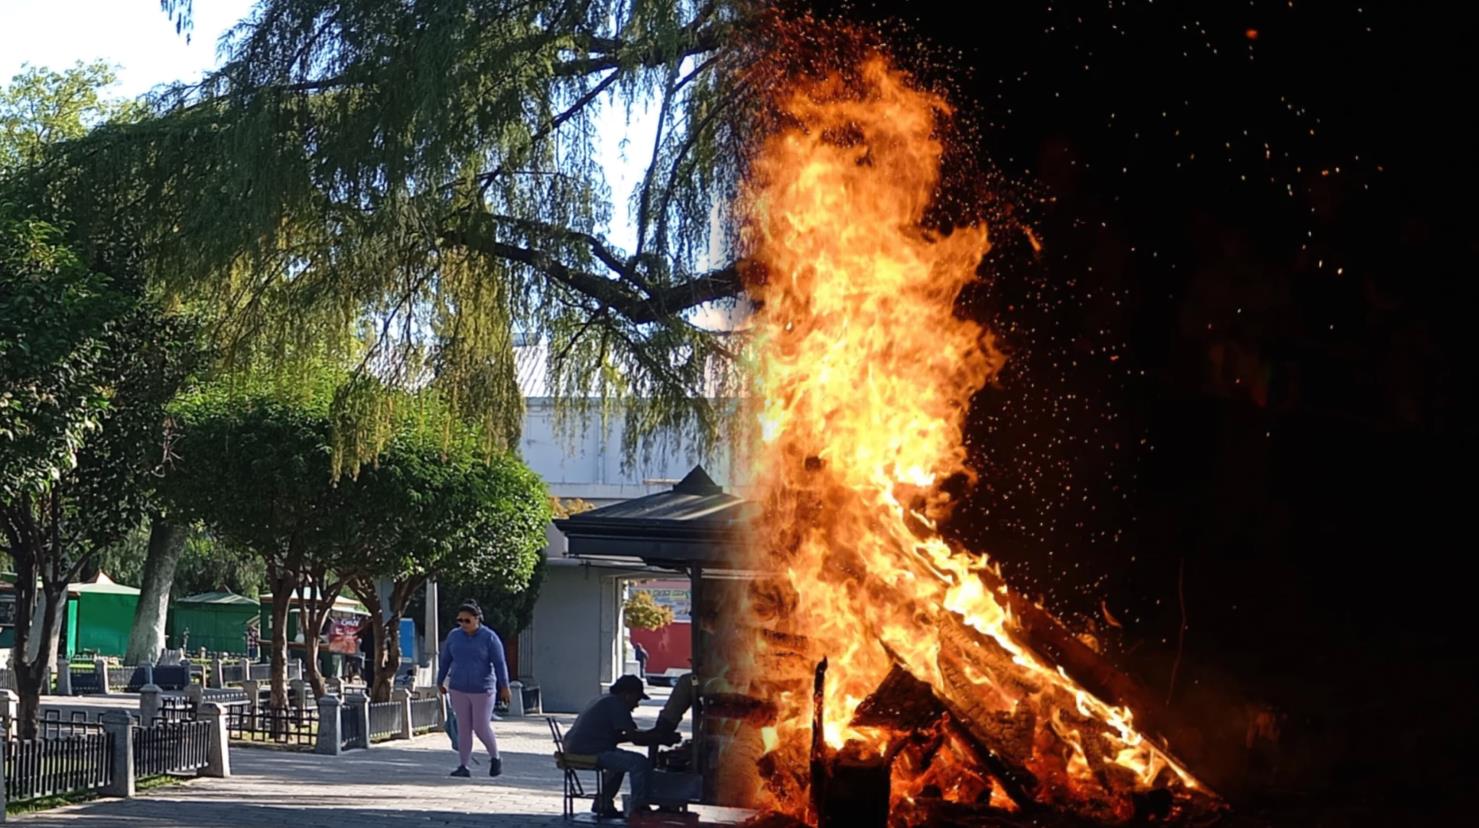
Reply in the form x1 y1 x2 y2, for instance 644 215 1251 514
12 696 749 828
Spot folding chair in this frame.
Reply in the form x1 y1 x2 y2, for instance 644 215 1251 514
548 716 604 819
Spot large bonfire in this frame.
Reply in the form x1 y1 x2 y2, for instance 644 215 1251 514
715 32 1221 827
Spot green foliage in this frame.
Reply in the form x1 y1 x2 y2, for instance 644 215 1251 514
172 531 267 598
30 0 751 472
623 589 674 630
0 209 121 500
163 383 550 590
1 206 199 554
160 392 345 568
0 61 140 173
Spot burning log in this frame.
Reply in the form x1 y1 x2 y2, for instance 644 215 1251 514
702 693 781 727
851 663 946 731
979 570 1176 744
809 658 828 822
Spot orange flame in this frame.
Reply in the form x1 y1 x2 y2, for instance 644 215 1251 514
730 42 1207 824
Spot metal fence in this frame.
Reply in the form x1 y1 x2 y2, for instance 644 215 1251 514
3 732 113 804
367 701 401 742
39 710 106 741
225 704 317 748
133 720 212 777
340 704 365 751
68 663 102 695
409 697 441 732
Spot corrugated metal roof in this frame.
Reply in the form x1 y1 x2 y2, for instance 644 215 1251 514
553 466 753 569
176 591 259 606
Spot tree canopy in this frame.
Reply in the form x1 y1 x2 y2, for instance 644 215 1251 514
21 0 755 473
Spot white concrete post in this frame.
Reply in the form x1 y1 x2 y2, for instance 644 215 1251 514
507 680 525 717
138 683 163 725
315 694 342 756
94 658 109 694
209 656 224 689
238 658 252 684
100 711 135 798
185 682 204 711
56 658 72 696
198 701 231 778
0 689 17 732
393 687 413 740
290 677 308 711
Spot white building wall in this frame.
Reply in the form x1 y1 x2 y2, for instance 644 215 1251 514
520 399 736 712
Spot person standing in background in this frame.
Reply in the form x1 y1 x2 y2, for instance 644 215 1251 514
632 639 650 681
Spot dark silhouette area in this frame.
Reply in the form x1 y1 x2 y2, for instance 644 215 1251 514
802 1 1476 823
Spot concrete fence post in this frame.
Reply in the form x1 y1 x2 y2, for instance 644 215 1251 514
56 659 72 696
241 679 260 711
290 677 308 712
508 680 525 718
315 694 342 756
1 689 17 737
209 656 224 689
198 701 231 778
94 658 109 694
100 711 135 798
393 687 413 740
139 683 163 725
238 658 252 685
185 683 204 712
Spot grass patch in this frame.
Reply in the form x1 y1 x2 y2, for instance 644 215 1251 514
4 775 189 816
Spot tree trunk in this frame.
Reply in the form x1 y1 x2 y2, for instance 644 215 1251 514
15 584 66 741
296 575 343 699
4 497 69 741
266 564 294 712
347 576 424 702
124 518 189 664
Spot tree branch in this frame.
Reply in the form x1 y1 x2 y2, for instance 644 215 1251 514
442 221 741 325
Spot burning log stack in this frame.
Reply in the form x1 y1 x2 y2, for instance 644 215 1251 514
728 20 1227 828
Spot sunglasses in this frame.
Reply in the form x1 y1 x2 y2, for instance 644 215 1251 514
457 617 476 625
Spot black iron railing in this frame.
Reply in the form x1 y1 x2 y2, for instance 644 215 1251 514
409 697 441 732
225 704 317 748
3 732 113 804
340 703 365 750
367 701 402 742
133 720 212 776
38 710 105 740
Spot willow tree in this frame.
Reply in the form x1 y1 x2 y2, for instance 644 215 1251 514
32 0 756 471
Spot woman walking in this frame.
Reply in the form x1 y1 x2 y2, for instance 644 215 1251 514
437 599 511 777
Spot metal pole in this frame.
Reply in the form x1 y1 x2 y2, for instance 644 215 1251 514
425 580 439 680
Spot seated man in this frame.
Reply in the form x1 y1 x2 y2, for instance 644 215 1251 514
563 675 678 818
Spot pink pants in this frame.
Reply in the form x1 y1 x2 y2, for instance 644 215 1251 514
448 689 500 766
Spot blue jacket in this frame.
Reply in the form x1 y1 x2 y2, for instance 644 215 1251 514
436 624 509 694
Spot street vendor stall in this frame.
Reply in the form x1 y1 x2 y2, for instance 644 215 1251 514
168 591 259 654
553 465 753 807
258 589 370 675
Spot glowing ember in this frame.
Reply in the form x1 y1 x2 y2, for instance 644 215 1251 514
723 36 1215 826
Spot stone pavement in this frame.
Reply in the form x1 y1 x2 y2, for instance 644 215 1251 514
11 695 749 828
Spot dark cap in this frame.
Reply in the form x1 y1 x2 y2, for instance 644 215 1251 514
610 675 650 699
